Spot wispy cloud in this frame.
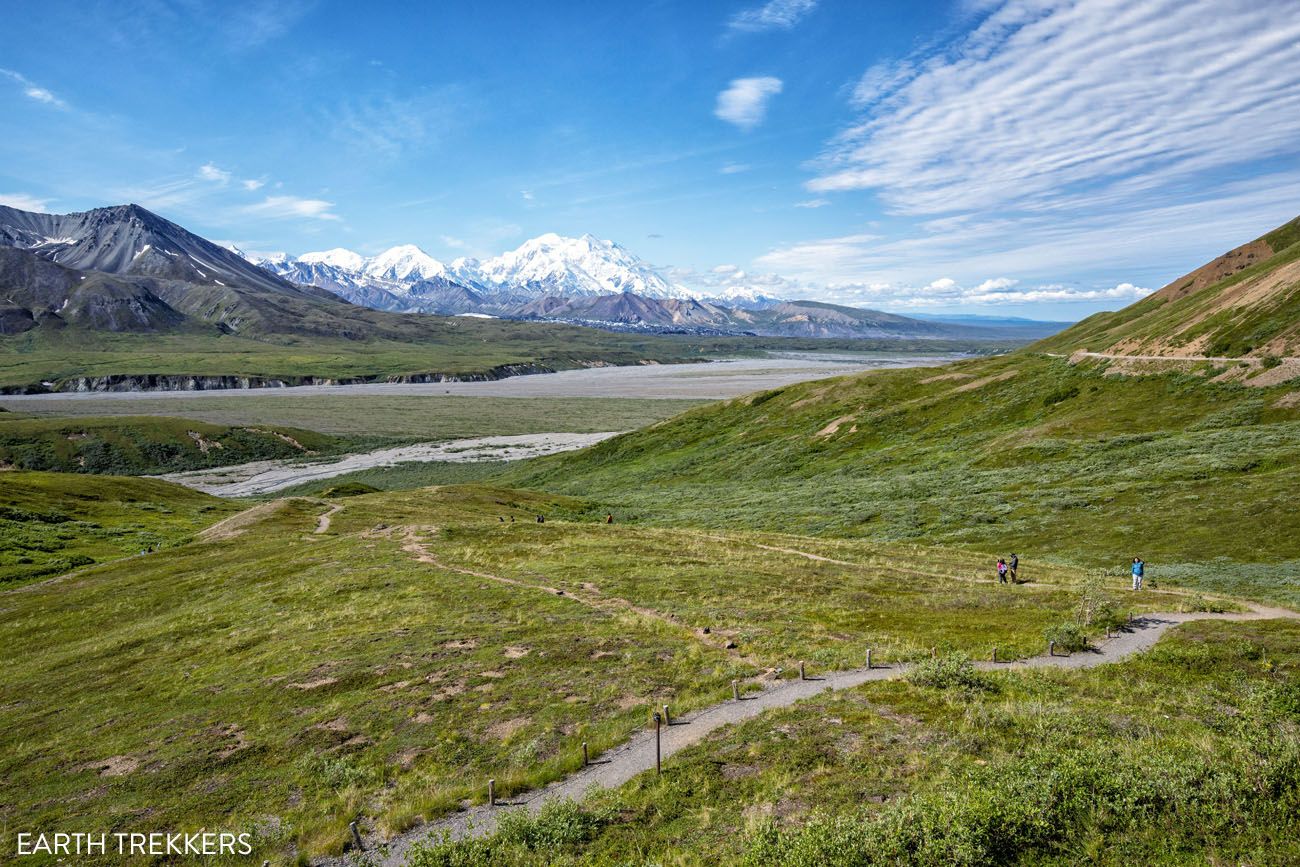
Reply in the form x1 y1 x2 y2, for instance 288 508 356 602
520 190 534 201
198 163 232 183
816 278 1153 308
720 162 752 174
727 0 818 33
752 0 1300 301
327 86 465 157
0 193 52 212
795 198 829 208
242 178 266 191
810 0 1300 215
243 195 340 221
715 77 783 130
0 68 67 109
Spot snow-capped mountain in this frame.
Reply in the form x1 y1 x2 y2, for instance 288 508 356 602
249 233 732 313
472 233 696 300
363 244 449 282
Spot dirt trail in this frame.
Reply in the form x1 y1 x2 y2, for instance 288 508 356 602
313 504 344 535
397 527 758 664
688 531 1053 591
329 599 1297 866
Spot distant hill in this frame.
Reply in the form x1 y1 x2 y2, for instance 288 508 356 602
911 313 1074 338
1037 214 1300 357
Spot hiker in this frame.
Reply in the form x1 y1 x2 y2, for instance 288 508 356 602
1009 553 1019 582
605 513 613 524
537 514 545 523
1131 557 1145 591
997 558 1008 583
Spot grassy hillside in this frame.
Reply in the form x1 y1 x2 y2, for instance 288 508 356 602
0 412 348 475
1035 214 1300 358
0 482 1189 863
0 471 235 585
507 352 1300 604
412 618 1300 866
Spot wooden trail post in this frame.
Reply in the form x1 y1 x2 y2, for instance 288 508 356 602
488 778 496 807
798 661 806 680
1048 640 1056 657
865 648 873 669
662 704 671 726
732 679 740 700
991 646 997 663
582 741 589 767
349 821 364 852
653 711 662 775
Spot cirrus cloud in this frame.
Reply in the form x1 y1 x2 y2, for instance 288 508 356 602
242 195 340 221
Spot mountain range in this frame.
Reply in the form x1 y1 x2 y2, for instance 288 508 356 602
0 202 1063 342
240 233 1068 339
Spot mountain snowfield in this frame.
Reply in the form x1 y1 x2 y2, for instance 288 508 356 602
242 233 782 312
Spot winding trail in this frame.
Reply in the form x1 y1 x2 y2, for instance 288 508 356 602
397 527 760 665
314 504 344 535
324 528 1299 866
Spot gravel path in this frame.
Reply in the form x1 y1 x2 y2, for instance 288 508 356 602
329 600 1297 866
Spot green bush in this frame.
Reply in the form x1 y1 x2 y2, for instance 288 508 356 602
405 800 602 867
905 654 995 693
1043 620 1089 652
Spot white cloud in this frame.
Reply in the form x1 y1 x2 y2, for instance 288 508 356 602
728 0 818 33
242 178 266 191
720 162 751 174
198 163 232 183
440 235 468 249
817 277 1153 308
0 68 67 109
0 192 52 212
520 190 534 201
795 198 830 208
714 77 783 130
810 0 1300 216
243 195 340 221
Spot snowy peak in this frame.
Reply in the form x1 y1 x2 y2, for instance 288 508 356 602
478 233 694 300
364 244 447 282
300 248 367 272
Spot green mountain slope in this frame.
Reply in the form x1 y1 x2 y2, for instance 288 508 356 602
506 350 1300 596
1036 214 1300 358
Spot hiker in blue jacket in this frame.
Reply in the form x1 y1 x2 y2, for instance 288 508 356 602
1131 557 1145 591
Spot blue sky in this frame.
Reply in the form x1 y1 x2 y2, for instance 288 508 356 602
2 0 1299 318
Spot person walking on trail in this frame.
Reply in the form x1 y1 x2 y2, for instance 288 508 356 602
1131 557 1145 591
605 513 614 524
1009 553 1019 582
997 558 1009 583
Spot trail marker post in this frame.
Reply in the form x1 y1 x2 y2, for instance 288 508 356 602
653 711 662 775
732 679 740 700
992 646 997 663
662 704 671 726
488 778 496 807
582 741 589 767
866 648 873 669
1048 640 1056 657
349 821 364 852
799 661 806 680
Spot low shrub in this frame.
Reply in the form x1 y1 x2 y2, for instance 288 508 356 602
1043 620 1089 653
905 654 996 693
